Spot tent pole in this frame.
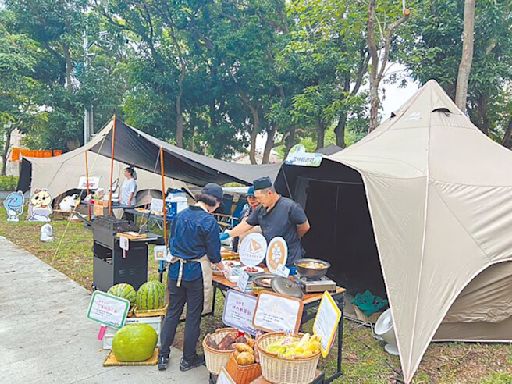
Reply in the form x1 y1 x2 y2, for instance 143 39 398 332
109 116 116 216
85 151 91 220
160 146 167 245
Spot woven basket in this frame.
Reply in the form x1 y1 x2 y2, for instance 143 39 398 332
202 328 238 374
226 354 262 384
256 333 320 384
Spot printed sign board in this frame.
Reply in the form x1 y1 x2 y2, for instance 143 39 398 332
239 233 267 266
86 290 130 329
253 292 303 334
222 290 258 336
78 176 100 190
266 237 287 274
313 291 342 358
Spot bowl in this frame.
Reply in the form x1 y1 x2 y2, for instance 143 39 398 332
294 258 330 280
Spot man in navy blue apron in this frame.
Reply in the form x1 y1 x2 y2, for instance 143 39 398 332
158 183 224 372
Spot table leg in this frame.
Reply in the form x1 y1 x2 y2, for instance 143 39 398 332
211 285 217 316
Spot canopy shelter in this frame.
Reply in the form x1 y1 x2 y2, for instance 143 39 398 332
275 80 512 383
88 118 281 187
17 123 181 201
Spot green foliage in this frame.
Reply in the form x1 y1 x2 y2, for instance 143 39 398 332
0 176 19 191
480 372 512 384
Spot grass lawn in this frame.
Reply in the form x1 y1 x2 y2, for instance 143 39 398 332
1 209 511 383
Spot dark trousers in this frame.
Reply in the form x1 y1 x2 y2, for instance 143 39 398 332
159 278 204 361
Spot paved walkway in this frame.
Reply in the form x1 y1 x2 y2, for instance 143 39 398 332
0 237 208 384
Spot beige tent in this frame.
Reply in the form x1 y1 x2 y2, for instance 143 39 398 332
17 121 182 199
276 80 512 382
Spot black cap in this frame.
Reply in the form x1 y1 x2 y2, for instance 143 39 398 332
253 176 273 191
201 183 223 201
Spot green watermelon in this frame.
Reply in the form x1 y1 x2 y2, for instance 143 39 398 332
136 281 166 310
112 323 157 362
107 283 137 306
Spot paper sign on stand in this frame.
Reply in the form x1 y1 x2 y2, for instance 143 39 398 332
313 291 342 358
86 291 130 329
78 176 100 190
222 290 258 336
253 292 303 334
237 271 250 292
217 368 236 384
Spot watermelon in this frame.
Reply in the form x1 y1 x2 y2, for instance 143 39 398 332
136 281 166 310
107 283 137 306
112 323 157 362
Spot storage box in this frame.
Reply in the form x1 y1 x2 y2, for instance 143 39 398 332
102 316 164 350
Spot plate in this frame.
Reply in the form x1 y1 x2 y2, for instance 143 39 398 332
252 274 275 288
242 265 264 275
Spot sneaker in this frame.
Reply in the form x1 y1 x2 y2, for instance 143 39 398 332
180 354 205 372
158 355 169 371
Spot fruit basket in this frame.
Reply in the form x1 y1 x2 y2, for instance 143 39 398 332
226 354 262 384
256 332 321 384
202 328 238 374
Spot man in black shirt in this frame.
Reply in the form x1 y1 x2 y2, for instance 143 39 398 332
227 177 310 266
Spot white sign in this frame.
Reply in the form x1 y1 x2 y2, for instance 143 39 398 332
253 292 303 334
285 144 322 167
266 237 288 273
78 176 100 190
217 368 235 384
154 245 171 262
275 264 290 277
239 233 267 266
150 198 163 213
237 271 250 292
86 291 130 329
313 291 342 358
222 290 258 336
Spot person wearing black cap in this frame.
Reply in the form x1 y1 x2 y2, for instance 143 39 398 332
226 176 310 266
158 183 224 372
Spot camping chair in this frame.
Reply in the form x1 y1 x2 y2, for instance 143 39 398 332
214 194 235 230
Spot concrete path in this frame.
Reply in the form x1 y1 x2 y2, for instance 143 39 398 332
0 237 208 384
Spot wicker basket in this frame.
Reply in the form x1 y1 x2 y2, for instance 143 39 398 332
202 328 238 374
256 333 320 384
226 354 262 384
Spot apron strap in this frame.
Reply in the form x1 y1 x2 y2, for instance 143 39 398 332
170 256 202 287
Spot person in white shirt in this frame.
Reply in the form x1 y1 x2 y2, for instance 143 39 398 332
120 166 137 206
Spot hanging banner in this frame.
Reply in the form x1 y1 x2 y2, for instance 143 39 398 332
285 144 322 167
313 291 342 358
86 291 130 329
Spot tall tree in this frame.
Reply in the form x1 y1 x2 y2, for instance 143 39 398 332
367 0 409 132
454 0 476 111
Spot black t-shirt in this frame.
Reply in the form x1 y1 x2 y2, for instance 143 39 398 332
246 196 308 265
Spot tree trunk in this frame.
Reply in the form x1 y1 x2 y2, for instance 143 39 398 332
63 42 73 91
455 0 476 111
175 66 186 148
316 119 326 150
367 0 379 132
2 128 13 176
335 112 348 148
262 125 277 164
477 94 490 136
502 118 512 149
283 126 296 160
249 125 258 165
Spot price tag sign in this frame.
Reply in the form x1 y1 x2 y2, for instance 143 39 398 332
313 291 342 358
253 292 303 334
275 264 290 277
222 290 257 335
86 291 130 329
237 271 250 292
217 368 236 384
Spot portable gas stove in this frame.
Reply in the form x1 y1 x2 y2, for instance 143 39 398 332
298 275 337 293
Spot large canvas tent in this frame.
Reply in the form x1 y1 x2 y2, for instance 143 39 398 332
275 80 512 382
88 118 281 186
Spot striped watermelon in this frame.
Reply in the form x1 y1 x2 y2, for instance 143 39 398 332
136 281 166 310
107 283 137 306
